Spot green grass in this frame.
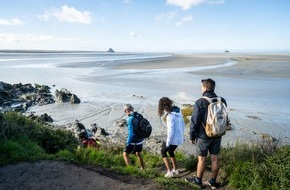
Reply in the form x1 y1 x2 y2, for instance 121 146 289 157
1 111 290 190
219 143 290 190
0 137 46 165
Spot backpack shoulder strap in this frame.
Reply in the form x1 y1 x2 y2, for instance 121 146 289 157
202 96 212 103
133 112 143 120
215 97 222 102
202 96 221 103
132 112 140 133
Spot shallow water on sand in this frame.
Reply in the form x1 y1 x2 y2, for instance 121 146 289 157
1 51 290 147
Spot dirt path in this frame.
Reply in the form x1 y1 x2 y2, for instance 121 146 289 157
0 160 161 190
0 160 229 190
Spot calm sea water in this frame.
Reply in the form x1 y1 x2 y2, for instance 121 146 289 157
0 51 171 68
0 51 172 91
0 51 235 98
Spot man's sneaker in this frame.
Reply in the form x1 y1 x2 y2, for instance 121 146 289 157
172 169 179 175
205 179 220 189
184 177 204 189
164 171 174 178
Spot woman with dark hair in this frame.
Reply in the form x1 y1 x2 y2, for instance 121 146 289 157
158 97 185 177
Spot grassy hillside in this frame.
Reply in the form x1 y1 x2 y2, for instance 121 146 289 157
0 111 289 189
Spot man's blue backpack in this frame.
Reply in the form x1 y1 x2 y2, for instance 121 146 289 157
132 112 152 138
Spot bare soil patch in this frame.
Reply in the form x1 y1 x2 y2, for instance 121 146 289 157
0 160 161 190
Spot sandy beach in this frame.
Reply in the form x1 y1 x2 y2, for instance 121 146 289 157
8 52 286 156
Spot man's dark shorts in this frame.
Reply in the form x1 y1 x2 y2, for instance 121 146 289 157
196 137 221 156
124 144 143 154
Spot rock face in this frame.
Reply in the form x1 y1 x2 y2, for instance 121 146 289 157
113 119 127 128
28 113 53 123
68 120 110 142
70 94 81 104
107 48 115 53
70 119 87 138
0 81 81 113
0 81 54 112
55 88 80 104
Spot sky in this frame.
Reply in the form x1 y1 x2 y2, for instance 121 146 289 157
0 0 290 52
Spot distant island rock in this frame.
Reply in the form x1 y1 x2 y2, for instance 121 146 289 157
225 50 230 53
107 48 115 53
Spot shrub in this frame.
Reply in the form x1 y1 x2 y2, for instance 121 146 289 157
0 112 79 154
181 106 193 125
257 145 290 189
221 143 290 190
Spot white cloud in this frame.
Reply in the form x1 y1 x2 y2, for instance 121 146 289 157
39 5 92 24
0 33 88 50
0 33 54 43
175 15 193 26
166 0 225 9
154 10 177 22
0 18 24 25
166 0 206 10
129 32 137 37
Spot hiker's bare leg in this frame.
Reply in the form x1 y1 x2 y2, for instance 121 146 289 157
123 152 130 166
211 154 219 179
163 157 171 171
197 156 206 179
136 152 145 170
170 157 177 171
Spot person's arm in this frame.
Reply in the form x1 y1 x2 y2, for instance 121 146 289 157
190 102 200 143
166 114 174 147
126 116 134 146
222 97 230 126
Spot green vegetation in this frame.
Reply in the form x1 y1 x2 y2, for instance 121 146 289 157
181 106 193 125
219 143 290 190
1 111 289 190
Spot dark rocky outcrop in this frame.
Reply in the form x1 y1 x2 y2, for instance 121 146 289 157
70 94 81 104
0 81 81 113
0 81 54 113
55 88 80 104
28 113 53 123
69 120 110 140
70 119 87 137
98 127 110 136
114 119 127 128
